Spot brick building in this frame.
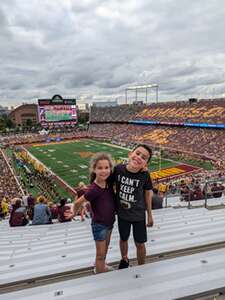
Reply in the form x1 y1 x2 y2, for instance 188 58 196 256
9 104 38 127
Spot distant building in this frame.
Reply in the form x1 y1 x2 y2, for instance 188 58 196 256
77 103 89 112
92 100 118 107
0 105 10 116
9 104 38 127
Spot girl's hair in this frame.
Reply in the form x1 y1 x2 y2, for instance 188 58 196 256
89 152 114 183
13 199 22 211
11 199 22 214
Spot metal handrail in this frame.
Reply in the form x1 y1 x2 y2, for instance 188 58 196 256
164 178 225 209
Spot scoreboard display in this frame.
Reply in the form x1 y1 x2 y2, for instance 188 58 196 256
38 96 77 127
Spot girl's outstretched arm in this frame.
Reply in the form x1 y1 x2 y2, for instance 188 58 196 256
64 196 87 220
72 195 87 217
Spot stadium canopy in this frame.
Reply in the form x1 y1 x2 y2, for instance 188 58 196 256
125 83 159 104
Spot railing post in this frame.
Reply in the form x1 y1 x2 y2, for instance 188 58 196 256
204 182 208 209
165 192 168 208
188 191 191 209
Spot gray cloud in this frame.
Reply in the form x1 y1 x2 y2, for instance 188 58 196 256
1 0 225 107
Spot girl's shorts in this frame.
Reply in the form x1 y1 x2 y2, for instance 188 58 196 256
91 222 112 241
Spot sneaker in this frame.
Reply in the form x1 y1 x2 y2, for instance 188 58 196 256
118 259 129 269
93 265 114 274
105 264 114 272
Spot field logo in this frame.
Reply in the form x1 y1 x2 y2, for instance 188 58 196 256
75 151 94 158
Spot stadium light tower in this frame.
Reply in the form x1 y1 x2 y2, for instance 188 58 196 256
125 84 159 104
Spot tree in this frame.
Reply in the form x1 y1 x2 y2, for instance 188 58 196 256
5 118 14 129
0 114 15 131
0 118 5 131
25 119 33 129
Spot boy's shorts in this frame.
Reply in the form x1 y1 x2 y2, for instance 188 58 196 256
118 217 147 243
91 222 112 241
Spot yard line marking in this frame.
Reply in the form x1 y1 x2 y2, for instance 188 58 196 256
79 165 88 169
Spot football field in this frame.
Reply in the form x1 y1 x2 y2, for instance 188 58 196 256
27 139 180 187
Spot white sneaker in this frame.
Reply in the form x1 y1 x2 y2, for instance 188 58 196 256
93 265 114 274
105 264 114 272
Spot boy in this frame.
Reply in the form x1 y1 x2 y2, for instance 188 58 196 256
113 144 153 268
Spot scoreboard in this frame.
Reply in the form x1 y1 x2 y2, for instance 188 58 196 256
38 95 77 127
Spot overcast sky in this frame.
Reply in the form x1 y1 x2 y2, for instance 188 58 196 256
1 0 225 107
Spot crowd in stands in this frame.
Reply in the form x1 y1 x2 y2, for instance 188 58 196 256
88 124 129 139
1 183 91 226
0 151 22 201
89 99 225 161
0 130 89 148
88 123 225 161
0 141 90 226
2 169 224 226
0 133 46 147
90 104 145 123
134 99 225 124
90 99 225 124
20 169 61 203
179 180 225 201
0 145 82 225
7 195 73 227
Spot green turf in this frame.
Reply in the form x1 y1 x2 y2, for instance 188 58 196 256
27 139 177 187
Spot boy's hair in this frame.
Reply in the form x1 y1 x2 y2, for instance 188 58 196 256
59 198 67 207
89 152 114 183
132 144 152 162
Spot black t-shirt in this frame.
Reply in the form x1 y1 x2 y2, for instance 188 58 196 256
113 164 153 222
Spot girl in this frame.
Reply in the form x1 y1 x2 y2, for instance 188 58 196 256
9 199 29 227
72 152 116 274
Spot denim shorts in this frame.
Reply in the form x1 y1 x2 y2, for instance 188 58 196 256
91 222 112 241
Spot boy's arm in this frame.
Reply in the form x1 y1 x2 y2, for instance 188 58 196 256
145 190 154 227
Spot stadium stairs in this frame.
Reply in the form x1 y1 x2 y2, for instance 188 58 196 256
2 204 225 298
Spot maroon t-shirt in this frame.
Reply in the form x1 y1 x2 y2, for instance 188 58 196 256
84 182 116 227
76 187 88 198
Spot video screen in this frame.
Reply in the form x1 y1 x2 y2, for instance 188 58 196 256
38 104 77 126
